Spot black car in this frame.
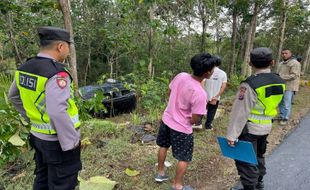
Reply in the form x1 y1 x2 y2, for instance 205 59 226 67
79 79 136 117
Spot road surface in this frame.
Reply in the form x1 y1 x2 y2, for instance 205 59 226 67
264 113 310 190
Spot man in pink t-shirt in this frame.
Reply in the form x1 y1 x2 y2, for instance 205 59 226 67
155 53 216 190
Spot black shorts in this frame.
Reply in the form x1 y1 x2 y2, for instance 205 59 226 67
156 122 194 162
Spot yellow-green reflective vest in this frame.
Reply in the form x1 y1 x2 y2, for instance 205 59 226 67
245 73 285 124
15 56 80 134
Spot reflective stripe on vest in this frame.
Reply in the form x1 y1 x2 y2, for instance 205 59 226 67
248 114 273 124
30 114 80 134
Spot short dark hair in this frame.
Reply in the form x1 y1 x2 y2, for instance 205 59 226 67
40 40 55 47
39 40 65 49
296 56 302 62
213 55 222 66
190 53 216 76
282 48 290 52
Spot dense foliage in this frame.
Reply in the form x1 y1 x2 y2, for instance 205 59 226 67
1 0 309 82
0 0 310 166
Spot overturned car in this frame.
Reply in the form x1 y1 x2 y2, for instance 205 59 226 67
79 79 136 117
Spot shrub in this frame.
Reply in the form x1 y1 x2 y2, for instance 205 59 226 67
0 94 30 166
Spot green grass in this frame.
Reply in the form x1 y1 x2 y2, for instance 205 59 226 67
0 73 14 108
2 72 310 190
0 150 34 190
0 112 232 190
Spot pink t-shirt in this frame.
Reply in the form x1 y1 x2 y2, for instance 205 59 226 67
162 72 207 134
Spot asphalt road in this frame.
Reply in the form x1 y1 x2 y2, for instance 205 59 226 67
264 113 310 190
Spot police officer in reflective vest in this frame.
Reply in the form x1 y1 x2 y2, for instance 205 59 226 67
8 26 81 190
226 47 285 190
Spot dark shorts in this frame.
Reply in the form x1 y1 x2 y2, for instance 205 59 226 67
156 122 194 162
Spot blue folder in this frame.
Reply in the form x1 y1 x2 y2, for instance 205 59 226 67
217 136 258 165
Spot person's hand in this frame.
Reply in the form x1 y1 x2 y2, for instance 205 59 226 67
209 98 217 105
73 141 82 149
227 139 236 147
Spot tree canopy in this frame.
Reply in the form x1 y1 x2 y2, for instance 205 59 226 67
0 0 310 85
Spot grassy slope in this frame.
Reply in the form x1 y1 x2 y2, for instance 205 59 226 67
0 59 15 108
1 85 310 190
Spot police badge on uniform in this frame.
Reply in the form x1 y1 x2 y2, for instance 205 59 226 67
56 72 68 89
238 87 247 100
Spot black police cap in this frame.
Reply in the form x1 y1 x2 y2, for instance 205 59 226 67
250 47 273 64
37 26 72 43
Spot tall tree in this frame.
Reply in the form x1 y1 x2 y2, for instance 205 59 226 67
225 0 251 77
148 3 155 79
241 1 259 77
59 0 79 96
302 39 310 74
274 0 287 72
229 0 238 77
213 0 220 54
198 0 208 52
6 12 22 67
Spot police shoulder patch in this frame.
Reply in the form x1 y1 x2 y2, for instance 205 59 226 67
56 72 68 89
238 86 247 100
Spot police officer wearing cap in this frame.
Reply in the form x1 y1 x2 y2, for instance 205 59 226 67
226 47 285 190
8 26 81 190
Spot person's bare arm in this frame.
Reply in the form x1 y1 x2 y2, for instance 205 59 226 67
190 114 203 125
213 82 227 100
210 82 227 104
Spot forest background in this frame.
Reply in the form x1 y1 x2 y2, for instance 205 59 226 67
0 0 310 190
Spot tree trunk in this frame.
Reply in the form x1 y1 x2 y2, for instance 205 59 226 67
198 0 207 52
0 42 3 63
238 19 247 63
241 26 252 77
241 2 258 77
6 13 23 68
274 0 287 72
247 10 257 76
148 4 155 79
109 52 115 79
302 39 310 74
187 18 192 52
306 51 310 71
214 0 220 54
59 0 79 97
201 19 207 53
167 10 174 69
115 54 120 78
239 33 246 69
229 6 238 77
83 41 91 86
